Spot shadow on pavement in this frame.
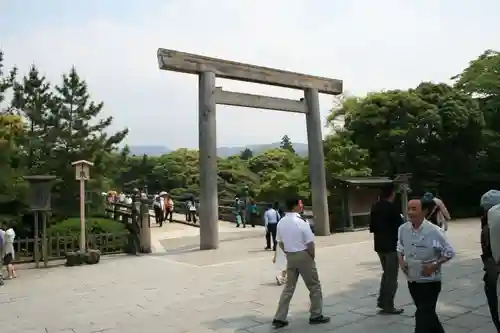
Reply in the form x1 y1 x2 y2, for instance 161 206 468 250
200 256 496 333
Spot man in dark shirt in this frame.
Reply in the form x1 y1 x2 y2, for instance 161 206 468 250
369 183 404 314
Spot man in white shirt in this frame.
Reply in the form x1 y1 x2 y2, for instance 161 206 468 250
272 198 330 329
264 202 281 251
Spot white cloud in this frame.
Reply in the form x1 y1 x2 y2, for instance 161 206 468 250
2 0 500 148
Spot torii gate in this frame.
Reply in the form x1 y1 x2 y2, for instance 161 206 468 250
157 49 343 250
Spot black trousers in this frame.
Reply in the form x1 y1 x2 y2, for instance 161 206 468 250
154 207 163 224
483 258 500 332
408 281 445 333
266 223 278 250
377 252 398 309
186 211 197 223
165 209 173 222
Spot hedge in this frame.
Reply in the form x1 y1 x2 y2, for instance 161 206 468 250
48 217 126 237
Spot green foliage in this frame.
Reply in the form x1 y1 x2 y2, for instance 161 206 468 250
48 217 125 237
240 148 253 160
280 134 295 153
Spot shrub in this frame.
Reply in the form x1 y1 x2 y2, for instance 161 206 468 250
48 217 126 237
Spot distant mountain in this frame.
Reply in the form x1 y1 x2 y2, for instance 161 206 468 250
127 143 308 157
216 142 308 157
128 145 171 156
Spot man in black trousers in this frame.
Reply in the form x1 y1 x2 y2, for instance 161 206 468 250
369 183 404 314
265 202 281 251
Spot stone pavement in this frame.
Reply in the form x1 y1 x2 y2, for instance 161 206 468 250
1 219 496 332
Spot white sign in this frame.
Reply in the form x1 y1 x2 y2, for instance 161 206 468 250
75 164 90 180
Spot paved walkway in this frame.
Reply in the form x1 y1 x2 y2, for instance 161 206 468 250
1 219 496 332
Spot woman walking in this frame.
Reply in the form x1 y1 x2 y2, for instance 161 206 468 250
1 225 16 279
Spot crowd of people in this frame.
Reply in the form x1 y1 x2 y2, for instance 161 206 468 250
264 184 500 332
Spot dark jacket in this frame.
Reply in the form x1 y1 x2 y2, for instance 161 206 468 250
369 199 403 253
481 215 494 261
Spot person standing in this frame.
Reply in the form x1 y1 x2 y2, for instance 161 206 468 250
369 183 404 314
272 197 330 329
2 225 16 279
186 197 197 223
233 196 243 227
153 195 163 225
165 195 174 223
397 198 455 333
0 228 4 286
264 202 281 251
481 190 500 332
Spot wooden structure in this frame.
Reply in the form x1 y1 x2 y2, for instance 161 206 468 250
333 177 394 230
23 175 57 268
333 175 412 230
71 160 94 252
157 48 343 250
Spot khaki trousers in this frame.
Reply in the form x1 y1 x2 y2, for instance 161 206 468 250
274 250 323 321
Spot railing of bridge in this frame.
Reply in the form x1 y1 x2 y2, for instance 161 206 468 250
105 196 313 226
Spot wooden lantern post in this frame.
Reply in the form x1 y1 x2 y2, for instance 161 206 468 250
23 175 56 268
71 160 94 252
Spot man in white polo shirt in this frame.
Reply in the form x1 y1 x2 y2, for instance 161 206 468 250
272 197 330 329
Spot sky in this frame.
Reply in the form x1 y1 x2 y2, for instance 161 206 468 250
1 0 500 149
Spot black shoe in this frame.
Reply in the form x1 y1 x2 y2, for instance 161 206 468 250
243 225 246 228
379 307 404 315
272 319 289 329
236 224 240 227
265 247 271 250
309 315 330 325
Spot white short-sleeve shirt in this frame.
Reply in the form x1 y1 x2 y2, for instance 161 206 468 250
276 212 315 253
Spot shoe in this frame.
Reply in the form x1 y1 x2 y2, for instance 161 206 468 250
265 247 271 250
276 276 282 285
272 319 289 328
309 315 330 325
379 307 404 315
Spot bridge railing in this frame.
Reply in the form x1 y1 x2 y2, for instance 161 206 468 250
106 195 313 227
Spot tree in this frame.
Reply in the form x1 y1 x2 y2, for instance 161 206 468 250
47 67 128 216
323 134 371 181
0 51 17 108
339 89 441 178
280 135 295 153
453 49 500 189
0 114 27 202
411 82 485 195
11 65 54 174
240 148 253 160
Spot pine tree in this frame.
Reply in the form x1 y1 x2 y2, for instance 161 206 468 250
280 135 295 153
49 67 128 216
0 51 17 108
240 148 253 160
11 65 54 174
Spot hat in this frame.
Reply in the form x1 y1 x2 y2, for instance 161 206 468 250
480 190 500 211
